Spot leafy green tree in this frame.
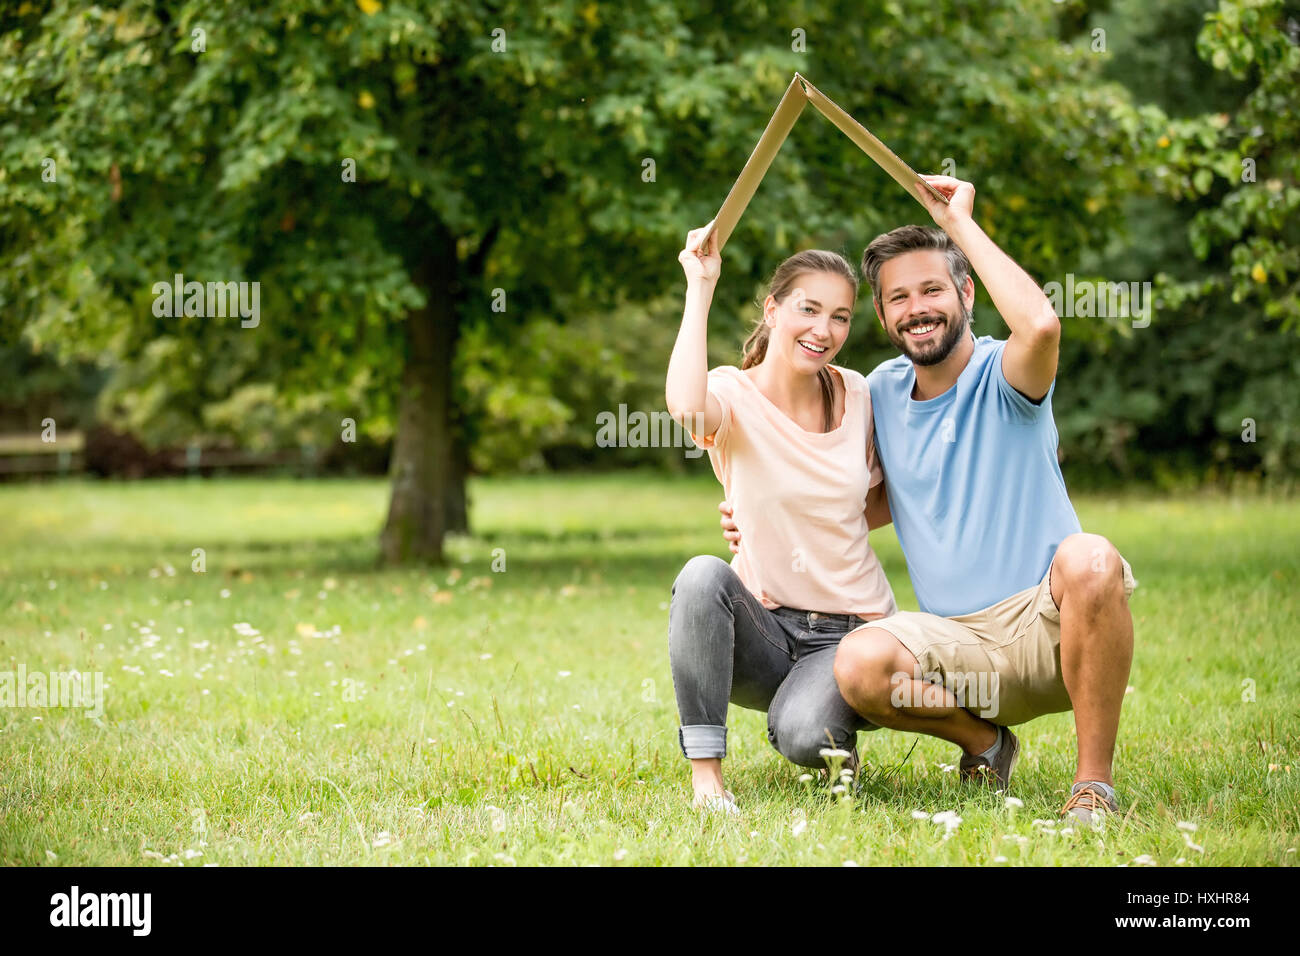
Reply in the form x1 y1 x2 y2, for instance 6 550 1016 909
1053 0 1300 484
2 0 1141 560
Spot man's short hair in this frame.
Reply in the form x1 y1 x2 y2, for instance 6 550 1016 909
860 225 971 311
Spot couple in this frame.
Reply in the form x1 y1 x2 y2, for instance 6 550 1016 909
664 174 1137 826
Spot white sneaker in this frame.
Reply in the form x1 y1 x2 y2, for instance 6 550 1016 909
693 789 741 816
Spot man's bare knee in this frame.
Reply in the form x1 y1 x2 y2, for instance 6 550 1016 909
1052 533 1124 609
835 628 917 720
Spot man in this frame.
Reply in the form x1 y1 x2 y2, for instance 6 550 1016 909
720 174 1136 825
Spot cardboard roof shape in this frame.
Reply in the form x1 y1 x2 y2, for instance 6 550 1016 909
702 72 948 252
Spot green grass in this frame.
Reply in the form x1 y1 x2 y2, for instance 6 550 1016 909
1 473 1297 866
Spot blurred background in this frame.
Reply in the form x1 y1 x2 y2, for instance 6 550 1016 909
2 0 1297 563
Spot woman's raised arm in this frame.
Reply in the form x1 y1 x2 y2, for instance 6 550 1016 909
666 221 724 439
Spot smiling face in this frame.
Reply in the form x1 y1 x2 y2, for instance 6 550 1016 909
763 271 855 372
874 250 974 366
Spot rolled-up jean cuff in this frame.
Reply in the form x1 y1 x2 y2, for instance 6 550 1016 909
679 724 727 759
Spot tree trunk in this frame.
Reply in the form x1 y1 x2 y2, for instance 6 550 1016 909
444 431 469 534
440 220 497 536
379 245 463 565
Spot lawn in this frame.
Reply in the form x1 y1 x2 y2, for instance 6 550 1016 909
1 473 1297 866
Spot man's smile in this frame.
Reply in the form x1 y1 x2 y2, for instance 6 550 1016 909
901 318 944 341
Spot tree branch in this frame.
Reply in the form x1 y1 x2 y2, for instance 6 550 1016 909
464 220 500 278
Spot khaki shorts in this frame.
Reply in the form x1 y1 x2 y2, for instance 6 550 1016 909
854 556 1137 728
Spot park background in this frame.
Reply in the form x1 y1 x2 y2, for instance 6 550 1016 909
1 0 1296 865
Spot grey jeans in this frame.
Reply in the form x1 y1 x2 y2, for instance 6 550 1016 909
667 554 873 768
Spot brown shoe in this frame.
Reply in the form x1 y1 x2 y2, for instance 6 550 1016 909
959 726 1019 790
1061 782 1118 828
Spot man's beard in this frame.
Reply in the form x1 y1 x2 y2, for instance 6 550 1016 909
887 301 971 367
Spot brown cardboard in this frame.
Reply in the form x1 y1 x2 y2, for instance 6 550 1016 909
704 72 947 252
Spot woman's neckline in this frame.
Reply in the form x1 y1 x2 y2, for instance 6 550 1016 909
738 364 850 436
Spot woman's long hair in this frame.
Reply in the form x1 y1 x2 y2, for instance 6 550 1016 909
740 250 858 432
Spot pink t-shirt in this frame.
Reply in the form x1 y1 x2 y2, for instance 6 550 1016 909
690 364 897 621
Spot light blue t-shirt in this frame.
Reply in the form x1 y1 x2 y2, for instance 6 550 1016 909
866 334 1082 618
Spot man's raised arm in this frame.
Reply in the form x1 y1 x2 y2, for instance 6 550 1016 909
915 174 1060 402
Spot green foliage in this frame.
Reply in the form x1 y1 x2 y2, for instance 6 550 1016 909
1051 0 1300 486
0 0 1137 472
2 1 1294 483
1133 0 1300 327
0 338 106 431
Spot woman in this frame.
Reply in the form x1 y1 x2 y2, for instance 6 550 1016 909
665 220 896 813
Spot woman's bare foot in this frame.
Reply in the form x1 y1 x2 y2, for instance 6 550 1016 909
690 757 738 813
